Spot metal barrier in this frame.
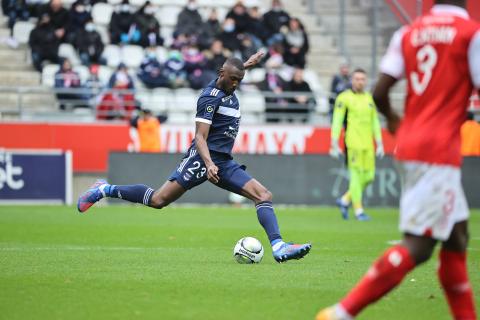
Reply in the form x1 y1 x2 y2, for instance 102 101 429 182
0 85 477 123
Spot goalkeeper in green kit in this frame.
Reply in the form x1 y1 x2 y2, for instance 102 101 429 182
329 68 384 221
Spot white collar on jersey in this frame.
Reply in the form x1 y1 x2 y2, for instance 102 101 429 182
431 4 469 19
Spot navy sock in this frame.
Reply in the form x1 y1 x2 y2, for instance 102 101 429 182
105 184 154 206
255 201 282 244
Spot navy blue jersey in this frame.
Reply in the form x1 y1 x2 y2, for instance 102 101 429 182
192 80 240 155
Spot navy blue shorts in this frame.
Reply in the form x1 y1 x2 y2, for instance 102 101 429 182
168 148 252 193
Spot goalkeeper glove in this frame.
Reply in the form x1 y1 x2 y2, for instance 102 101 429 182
376 140 384 158
329 139 342 159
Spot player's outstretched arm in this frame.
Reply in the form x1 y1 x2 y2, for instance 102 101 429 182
373 73 401 134
243 51 265 70
195 121 219 183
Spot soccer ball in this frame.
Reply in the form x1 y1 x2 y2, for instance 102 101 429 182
233 237 264 264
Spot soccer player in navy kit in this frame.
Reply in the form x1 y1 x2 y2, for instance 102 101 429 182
77 52 312 262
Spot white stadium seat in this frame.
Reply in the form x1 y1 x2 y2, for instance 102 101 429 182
107 0 122 5
102 44 121 68
173 88 198 112
160 26 174 47
236 91 265 113
97 66 114 85
92 3 114 26
95 25 110 45
58 43 81 66
151 88 174 112
73 65 90 83
121 45 145 68
13 21 35 44
167 112 191 124
156 6 182 27
155 46 168 63
245 68 265 84
129 0 147 7
303 69 323 93
42 64 60 87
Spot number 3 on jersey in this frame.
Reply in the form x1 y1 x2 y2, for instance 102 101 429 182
410 44 438 95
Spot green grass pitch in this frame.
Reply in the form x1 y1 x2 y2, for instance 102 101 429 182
0 205 479 320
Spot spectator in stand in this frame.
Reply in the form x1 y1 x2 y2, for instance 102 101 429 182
170 32 193 51
65 0 91 44
109 0 139 45
137 47 168 88
257 56 288 122
263 0 290 45
175 0 202 37
129 109 167 153
286 68 316 122
461 112 480 156
164 50 188 88
197 8 221 50
4 0 29 48
329 62 351 116
135 1 163 48
217 18 241 53
40 0 68 42
283 17 308 68
239 33 260 64
204 39 230 73
246 6 269 45
76 18 105 65
226 1 249 34
29 13 61 71
83 64 103 106
98 63 137 120
183 43 215 89
54 58 86 109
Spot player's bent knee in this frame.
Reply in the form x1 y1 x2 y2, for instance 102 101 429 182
149 193 169 209
258 189 273 203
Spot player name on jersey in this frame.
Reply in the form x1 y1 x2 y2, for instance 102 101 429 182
410 25 457 47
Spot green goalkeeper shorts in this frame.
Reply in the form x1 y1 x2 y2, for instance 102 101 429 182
347 148 375 172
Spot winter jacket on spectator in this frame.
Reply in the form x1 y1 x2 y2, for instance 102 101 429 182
175 1 202 36
226 2 249 34
54 58 86 109
29 14 61 70
246 7 269 43
66 0 91 43
283 18 309 68
76 22 104 65
217 18 241 53
135 2 163 48
205 39 229 72
196 12 221 50
109 2 139 44
164 50 188 88
40 0 69 38
262 0 290 38
138 53 169 88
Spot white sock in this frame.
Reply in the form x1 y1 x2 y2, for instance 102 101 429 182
272 241 285 251
340 197 350 206
355 208 364 216
334 304 354 320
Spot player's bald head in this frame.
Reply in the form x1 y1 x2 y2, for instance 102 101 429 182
435 0 466 8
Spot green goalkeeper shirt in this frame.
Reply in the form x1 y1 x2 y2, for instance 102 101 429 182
331 89 382 150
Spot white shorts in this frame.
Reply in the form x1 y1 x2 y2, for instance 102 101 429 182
397 161 470 241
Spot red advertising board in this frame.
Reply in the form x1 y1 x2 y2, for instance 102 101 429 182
0 122 396 173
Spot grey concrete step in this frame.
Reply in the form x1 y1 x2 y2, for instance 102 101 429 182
0 70 41 86
0 48 29 62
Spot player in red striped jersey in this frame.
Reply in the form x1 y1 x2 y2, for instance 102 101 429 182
317 0 479 319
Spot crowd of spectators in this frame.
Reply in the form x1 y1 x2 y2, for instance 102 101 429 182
3 0 316 121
